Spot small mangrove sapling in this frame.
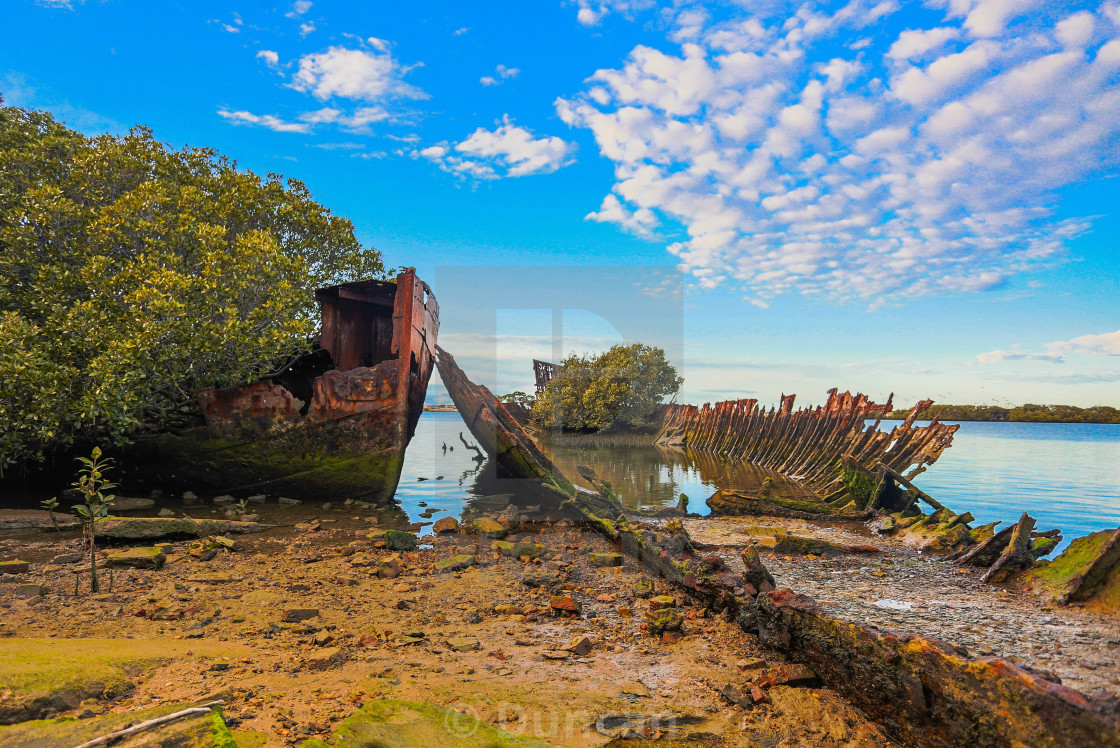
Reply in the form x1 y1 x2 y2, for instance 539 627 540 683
40 495 60 531
72 447 117 593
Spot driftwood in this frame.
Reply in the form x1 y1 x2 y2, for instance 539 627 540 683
981 513 1036 584
459 431 486 463
72 701 223 748
436 347 1120 747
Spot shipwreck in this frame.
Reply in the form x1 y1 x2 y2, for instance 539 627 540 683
436 346 1120 747
128 268 439 501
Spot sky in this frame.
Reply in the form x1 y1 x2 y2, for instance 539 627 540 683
3 0 1119 408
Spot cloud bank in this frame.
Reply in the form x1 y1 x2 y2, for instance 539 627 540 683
558 0 1120 304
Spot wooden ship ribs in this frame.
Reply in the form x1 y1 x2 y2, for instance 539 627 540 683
656 391 959 512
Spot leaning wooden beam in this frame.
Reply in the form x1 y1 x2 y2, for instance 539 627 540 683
72 701 224 748
436 347 1120 747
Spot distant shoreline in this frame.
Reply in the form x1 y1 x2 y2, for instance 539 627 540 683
423 404 458 412
886 404 1120 425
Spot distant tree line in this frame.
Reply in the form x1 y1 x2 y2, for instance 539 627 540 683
887 403 1120 424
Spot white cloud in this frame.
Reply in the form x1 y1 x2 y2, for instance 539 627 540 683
217 109 311 133
481 64 520 86
586 194 659 236
257 50 280 68
286 0 311 18
417 116 577 179
300 22 316 37
975 349 1064 363
557 2 1120 305
1047 330 1120 357
888 27 960 60
453 27 469 36
290 45 426 103
573 0 657 26
222 23 240 34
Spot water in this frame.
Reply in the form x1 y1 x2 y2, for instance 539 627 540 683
395 414 1120 553
885 420 1120 551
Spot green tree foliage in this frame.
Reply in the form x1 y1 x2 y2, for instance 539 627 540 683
532 343 682 432
0 103 386 468
886 403 1120 424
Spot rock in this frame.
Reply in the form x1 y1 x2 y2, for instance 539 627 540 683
541 650 570 660
305 646 346 670
765 663 819 688
0 560 31 574
278 497 301 505
104 547 166 569
213 495 236 506
550 595 582 616
435 554 477 572
736 657 768 672
562 635 593 656
282 608 320 622
494 541 544 559
50 553 83 565
645 608 684 635
106 497 155 511
719 684 752 708
472 518 509 538
634 580 655 598
589 552 623 567
520 572 547 588
618 681 650 697
182 490 198 503
742 546 777 593
157 508 175 518
385 530 418 551
648 595 677 610
376 554 403 579
11 584 47 599
447 637 480 652
246 494 266 504
432 517 459 534
95 517 264 540
751 686 770 705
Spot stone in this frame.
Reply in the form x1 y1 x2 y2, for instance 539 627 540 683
11 584 47 599
51 553 83 565
645 608 684 635
213 495 236 506
447 637 480 652
618 681 650 697
736 657 768 672
634 580 655 598
182 490 198 503
385 530 418 551
157 508 175 518
588 552 623 567
648 595 677 610
0 560 31 575
432 517 459 534
751 686 770 705
282 608 320 622
550 595 582 616
435 554 476 573
376 554 403 579
766 663 819 688
105 497 154 511
719 684 752 708
246 494 266 503
472 518 509 538
541 650 570 660
104 547 166 569
562 635 593 656
278 497 301 505
305 646 346 670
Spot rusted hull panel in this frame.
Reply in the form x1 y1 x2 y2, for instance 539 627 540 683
655 391 958 505
131 269 438 501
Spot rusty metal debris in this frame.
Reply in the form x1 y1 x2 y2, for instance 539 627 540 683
135 268 438 501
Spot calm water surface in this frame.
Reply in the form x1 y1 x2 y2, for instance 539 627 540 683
396 414 1120 552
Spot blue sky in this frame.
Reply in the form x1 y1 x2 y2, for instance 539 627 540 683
4 0 1119 408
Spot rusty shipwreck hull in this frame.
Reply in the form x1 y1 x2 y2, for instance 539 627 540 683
436 346 1120 747
132 268 439 501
